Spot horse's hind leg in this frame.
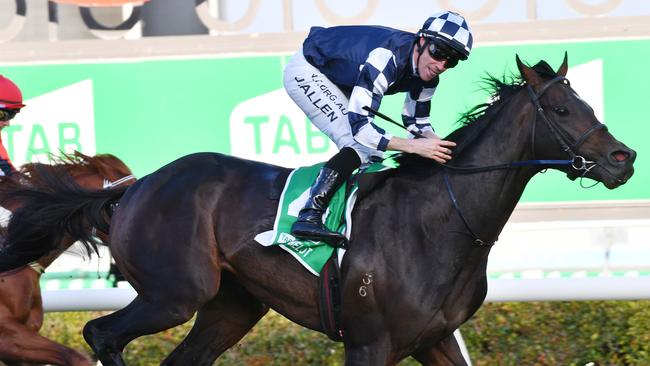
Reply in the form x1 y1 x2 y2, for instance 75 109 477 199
83 295 200 366
162 273 268 365
0 321 92 366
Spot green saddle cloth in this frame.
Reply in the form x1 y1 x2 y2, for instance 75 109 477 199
254 161 393 275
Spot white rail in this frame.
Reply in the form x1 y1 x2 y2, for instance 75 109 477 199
42 277 650 312
485 277 650 302
43 287 137 312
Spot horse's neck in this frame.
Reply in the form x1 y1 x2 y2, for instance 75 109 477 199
372 96 539 304
442 96 537 243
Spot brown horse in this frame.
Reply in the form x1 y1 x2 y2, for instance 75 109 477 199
0 56 637 365
0 152 135 366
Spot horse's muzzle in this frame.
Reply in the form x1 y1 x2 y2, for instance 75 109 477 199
598 146 636 188
566 146 636 188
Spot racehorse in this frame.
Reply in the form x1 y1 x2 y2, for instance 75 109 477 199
0 55 636 365
0 152 135 366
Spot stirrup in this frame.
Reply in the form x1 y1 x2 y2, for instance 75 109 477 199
291 221 348 248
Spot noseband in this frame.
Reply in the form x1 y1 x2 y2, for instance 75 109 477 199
527 76 607 173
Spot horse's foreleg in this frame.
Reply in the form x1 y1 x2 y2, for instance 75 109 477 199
412 333 468 366
0 321 92 366
344 335 397 366
83 295 198 366
162 273 268 365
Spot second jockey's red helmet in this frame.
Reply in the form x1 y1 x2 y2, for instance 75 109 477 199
0 75 25 109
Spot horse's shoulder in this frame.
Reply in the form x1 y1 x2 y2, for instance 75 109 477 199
356 168 394 201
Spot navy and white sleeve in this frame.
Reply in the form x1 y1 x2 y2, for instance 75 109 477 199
347 48 398 151
402 86 436 137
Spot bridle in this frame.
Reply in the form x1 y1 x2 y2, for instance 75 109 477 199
443 75 610 247
526 76 606 173
103 174 136 189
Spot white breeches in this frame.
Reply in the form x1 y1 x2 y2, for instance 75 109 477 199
283 50 383 164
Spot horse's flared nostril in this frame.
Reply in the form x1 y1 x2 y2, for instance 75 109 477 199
612 151 629 162
611 149 636 163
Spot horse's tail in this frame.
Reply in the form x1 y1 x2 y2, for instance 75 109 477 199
0 165 128 272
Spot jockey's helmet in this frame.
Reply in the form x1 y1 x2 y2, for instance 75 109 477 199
417 11 473 60
0 75 25 109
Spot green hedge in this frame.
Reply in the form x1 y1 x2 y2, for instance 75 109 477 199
41 300 650 365
464 301 650 366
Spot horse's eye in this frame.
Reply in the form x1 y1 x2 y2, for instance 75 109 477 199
553 106 569 116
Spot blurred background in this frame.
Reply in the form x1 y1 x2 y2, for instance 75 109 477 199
2 0 646 290
1 1 648 364
0 1 648 361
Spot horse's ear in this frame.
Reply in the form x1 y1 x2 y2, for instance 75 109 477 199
556 51 568 77
516 54 543 89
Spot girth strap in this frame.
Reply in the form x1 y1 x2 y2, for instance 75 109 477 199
318 251 344 341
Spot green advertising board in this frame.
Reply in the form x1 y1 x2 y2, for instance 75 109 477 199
1 38 647 202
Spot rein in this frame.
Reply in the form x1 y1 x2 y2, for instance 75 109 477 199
526 76 606 174
440 77 605 174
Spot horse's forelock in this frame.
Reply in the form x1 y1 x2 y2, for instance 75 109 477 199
530 60 558 80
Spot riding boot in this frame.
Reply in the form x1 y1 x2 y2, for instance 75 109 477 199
291 167 348 246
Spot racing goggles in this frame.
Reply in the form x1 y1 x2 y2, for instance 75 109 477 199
426 39 462 69
0 109 18 122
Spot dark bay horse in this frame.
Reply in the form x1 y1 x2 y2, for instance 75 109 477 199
0 152 135 366
0 55 636 365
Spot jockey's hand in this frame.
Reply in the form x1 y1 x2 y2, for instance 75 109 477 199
387 136 457 164
412 137 457 163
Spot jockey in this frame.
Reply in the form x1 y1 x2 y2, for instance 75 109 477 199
283 11 473 245
0 75 25 177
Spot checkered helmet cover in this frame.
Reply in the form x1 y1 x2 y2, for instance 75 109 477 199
418 11 473 59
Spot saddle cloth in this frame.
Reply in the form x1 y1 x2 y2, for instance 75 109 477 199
254 161 392 275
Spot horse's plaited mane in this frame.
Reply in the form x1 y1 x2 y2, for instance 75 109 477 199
394 59 559 169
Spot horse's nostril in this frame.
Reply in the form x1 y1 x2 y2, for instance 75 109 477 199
612 150 630 162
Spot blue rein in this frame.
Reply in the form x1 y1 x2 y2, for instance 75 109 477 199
508 159 571 167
